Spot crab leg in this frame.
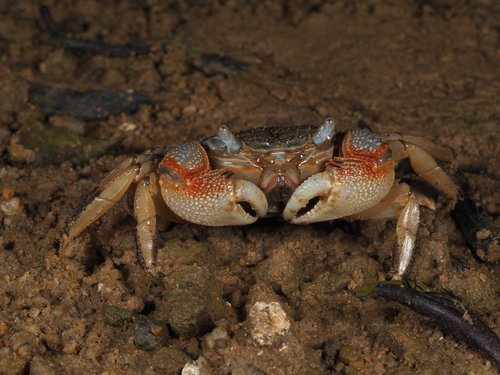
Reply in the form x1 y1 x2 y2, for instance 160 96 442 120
395 193 420 278
61 148 168 251
158 142 268 226
386 135 458 202
61 164 140 250
350 181 428 278
134 172 186 268
134 176 157 269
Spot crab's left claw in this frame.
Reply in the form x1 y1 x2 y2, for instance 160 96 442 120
283 162 395 223
283 129 396 224
158 142 268 226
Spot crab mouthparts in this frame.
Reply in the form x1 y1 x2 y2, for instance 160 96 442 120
256 163 302 214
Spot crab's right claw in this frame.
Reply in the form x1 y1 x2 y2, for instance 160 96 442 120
283 162 395 224
158 142 268 226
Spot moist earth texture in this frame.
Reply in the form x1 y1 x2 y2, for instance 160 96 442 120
0 1 499 374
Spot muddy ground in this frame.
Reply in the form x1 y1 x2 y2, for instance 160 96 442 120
0 1 500 374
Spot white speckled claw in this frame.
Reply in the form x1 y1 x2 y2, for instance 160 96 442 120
283 163 395 223
283 129 396 224
158 142 268 226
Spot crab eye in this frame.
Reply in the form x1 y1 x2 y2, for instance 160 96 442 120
312 117 336 147
205 124 242 155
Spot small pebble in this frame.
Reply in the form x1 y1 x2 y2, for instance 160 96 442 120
0 321 8 334
0 197 21 215
316 104 333 117
204 327 228 349
182 356 209 375
249 301 291 346
182 105 197 117
339 345 363 364
62 340 78 354
1 188 14 200
150 325 164 336
270 88 288 101
68 170 79 182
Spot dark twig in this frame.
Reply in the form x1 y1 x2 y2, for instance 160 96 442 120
358 282 500 367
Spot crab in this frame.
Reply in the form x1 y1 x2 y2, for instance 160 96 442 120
61 117 458 277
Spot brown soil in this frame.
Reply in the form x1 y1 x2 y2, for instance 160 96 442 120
1 1 500 374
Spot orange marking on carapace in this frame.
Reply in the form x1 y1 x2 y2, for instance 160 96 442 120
159 155 210 181
341 131 390 165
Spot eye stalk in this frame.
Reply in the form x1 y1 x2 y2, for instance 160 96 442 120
205 124 243 155
312 117 336 147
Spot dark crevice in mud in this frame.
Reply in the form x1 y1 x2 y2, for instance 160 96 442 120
140 300 156 316
82 243 107 275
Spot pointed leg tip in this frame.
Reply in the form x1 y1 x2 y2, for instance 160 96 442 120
59 234 69 250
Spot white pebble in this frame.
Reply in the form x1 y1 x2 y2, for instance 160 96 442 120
0 197 21 215
182 357 209 375
249 301 291 345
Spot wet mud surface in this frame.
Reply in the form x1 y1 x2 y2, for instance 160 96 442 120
1 1 500 374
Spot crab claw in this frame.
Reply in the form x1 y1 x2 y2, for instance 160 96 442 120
158 142 268 226
283 163 395 224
